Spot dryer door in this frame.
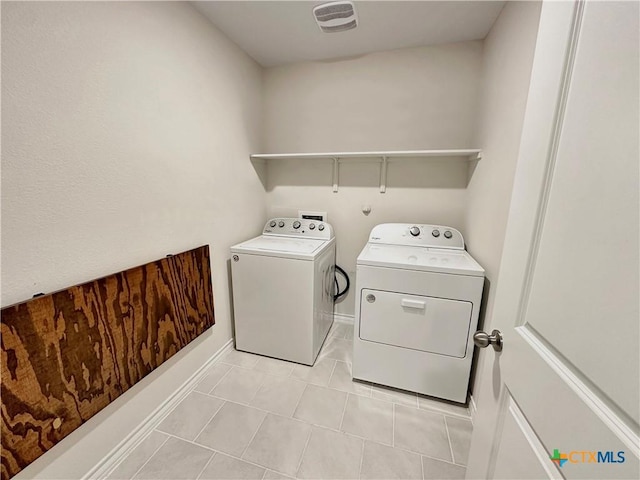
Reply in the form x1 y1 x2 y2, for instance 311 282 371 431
359 289 472 358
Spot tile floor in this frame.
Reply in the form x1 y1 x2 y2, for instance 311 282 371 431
107 323 472 480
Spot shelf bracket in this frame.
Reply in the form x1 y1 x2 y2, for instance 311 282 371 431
379 156 388 193
332 157 339 193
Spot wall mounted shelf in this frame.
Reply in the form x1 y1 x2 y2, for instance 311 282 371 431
250 149 482 193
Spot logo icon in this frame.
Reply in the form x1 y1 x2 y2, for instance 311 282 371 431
550 449 625 467
551 449 568 467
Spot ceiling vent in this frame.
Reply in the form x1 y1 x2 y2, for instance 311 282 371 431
313 1 358 33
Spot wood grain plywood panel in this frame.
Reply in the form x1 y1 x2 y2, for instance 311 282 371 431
1 246 215 479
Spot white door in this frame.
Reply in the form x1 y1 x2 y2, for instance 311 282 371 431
466 1 639 479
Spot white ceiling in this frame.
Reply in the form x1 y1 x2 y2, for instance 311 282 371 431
193 1 505 67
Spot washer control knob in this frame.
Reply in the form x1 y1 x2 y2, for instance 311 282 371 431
309 223 316 230
278 221 285 228
444 230 453 239
269 221 276 228
318 224 325 231
409 226 420 237
293 221 301 229
432 229 440 238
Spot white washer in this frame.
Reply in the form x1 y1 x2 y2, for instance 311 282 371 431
231 218 335 365
352 223 484 403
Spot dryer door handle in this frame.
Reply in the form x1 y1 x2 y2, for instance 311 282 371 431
400 299 426 309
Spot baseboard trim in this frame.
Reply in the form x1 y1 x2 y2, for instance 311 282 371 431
333 313 354 325
85 338 234 480
469 394 478 424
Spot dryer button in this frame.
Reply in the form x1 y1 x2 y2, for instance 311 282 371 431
278 221 285 227
432 229 440 238
309 223 316 230
318 224 325 231
444 230 452 239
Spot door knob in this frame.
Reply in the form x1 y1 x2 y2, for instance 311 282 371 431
473 329 503 352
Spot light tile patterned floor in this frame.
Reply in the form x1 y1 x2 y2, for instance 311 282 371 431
107 323 472 480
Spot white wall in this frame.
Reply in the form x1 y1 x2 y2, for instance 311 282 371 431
463 1 542 395
1 2 264 478
262 43 482 315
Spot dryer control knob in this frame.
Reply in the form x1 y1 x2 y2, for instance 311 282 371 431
444 230 453 239
293 221 301 229
318 224 325 231
409 226 420 237
269 221 276 228
432 229 440 238
278 221 285 228
309 223 316 230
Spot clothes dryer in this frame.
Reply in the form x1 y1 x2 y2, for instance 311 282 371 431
352 223 484 403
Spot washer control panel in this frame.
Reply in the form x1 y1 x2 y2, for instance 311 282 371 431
368 223 464 249
263 218 333 240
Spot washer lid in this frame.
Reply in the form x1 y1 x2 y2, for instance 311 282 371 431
232 236 326 255
357 244 484 277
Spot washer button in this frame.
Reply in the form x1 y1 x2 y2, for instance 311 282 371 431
278 221 285 228
318 224 325 231
444 230 453 239
293 221 301 229
409 226 420 237
309 223 316 230
432 229 440 238
269 221 276 228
